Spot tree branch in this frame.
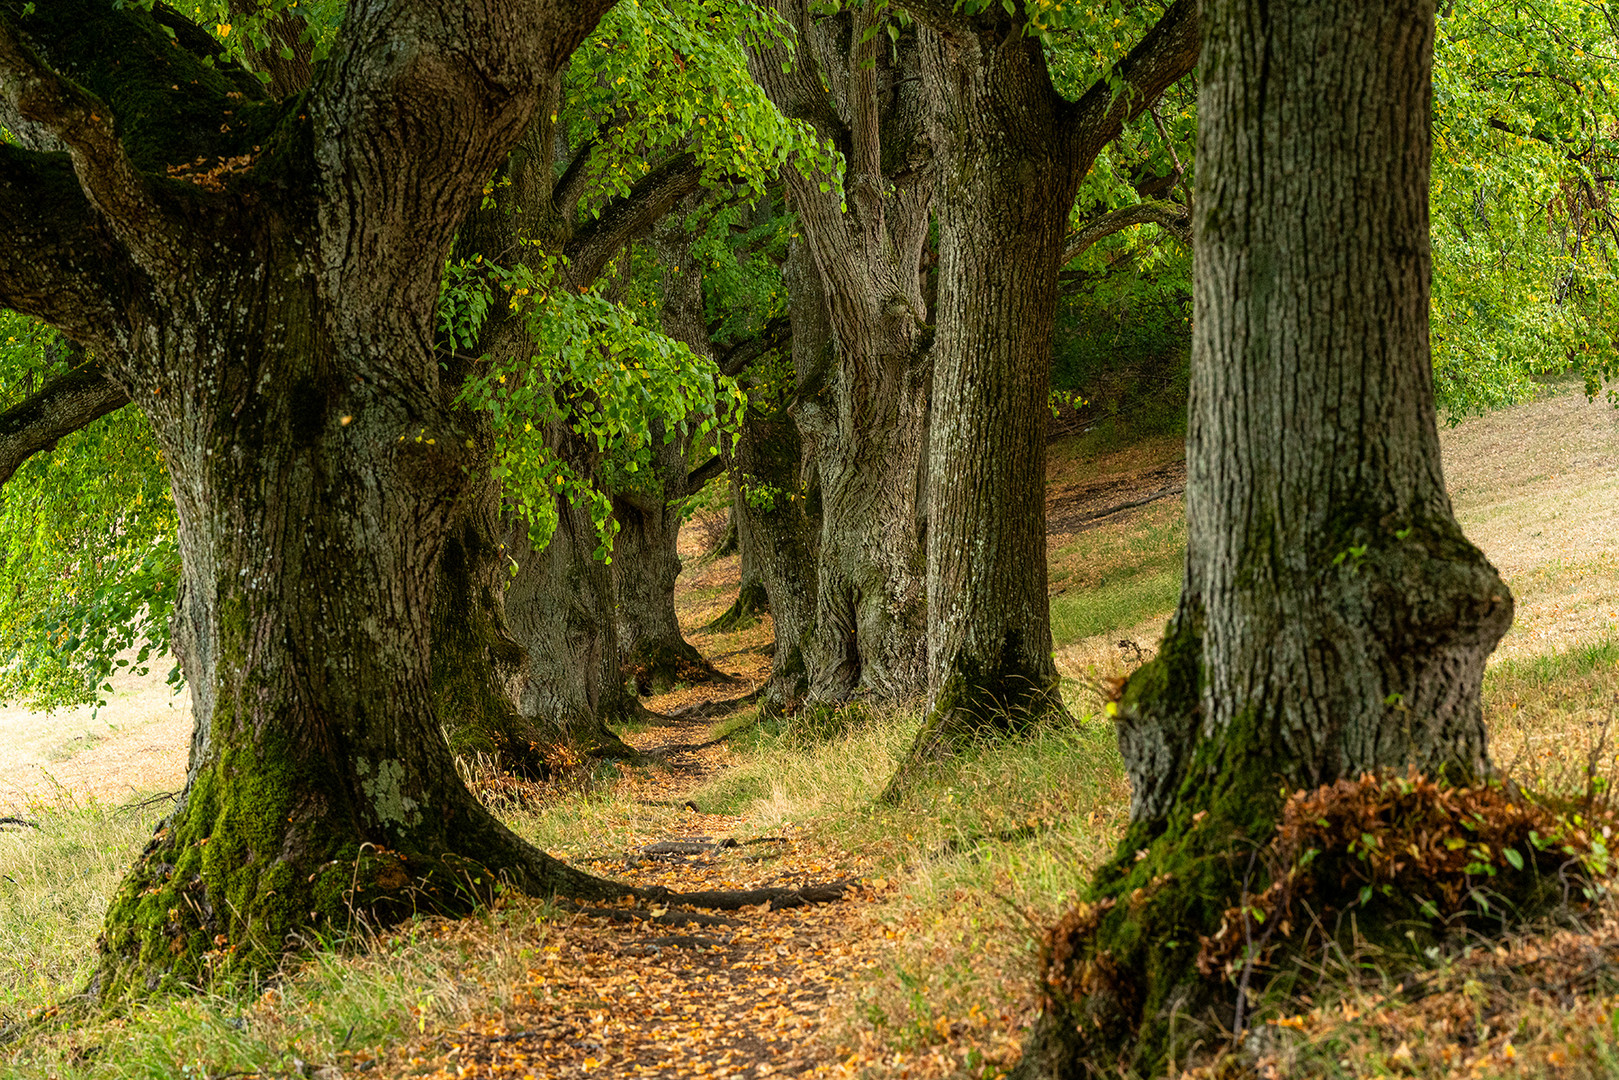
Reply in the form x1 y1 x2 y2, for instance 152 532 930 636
0 357 129 486
0 15 175 270
686 453 728 490
0 146 136 347
714 315 792 378
565 153 704 285
1065 0 1201 161
1062 199 1190 264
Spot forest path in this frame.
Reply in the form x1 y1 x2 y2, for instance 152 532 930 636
373 691 885 1080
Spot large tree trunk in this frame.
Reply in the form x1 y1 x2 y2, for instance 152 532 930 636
0 0 628 996
896 25 1071 775
730 409 820 715
102 241 619 998
437 101 635 767
1016 3 1514 1074
887 1 1199 789
429 459 537 768
746 0 933 704
611 216 721 695
612 429 714 695
506 433 641 756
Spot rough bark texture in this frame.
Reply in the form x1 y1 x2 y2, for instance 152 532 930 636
0 0 629 995
505 440 642 755
0 354 128 485
610 215 721 696
1016 3 1514 1074
730 409 819 714
889 0 1200 787
746 0 933 704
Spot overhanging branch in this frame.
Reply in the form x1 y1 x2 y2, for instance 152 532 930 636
0 357 129 486
566 153 704 285
1066 0 1200 161
1062 199 1191 264
0 16 173 269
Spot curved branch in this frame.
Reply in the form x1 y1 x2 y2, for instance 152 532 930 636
1062 199 1191 264
715 315 793 378
0 15 173 269
1066 0 1201 161
565 152 704 285
686 453 728 490
0 146 136 347
0 358 129 486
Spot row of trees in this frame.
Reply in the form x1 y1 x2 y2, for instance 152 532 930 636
0 0 1611 1071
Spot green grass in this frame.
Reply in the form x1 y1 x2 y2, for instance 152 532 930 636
0 794 166 1015
1049 563 1182 648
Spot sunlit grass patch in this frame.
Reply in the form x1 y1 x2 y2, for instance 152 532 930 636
0 792 168 1016
1485 634 1619 780
4 897 564 1080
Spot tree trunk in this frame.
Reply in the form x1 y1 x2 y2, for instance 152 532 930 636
436 100 633 768
0 0 628 995
505 433 641 756
730 408 819 715
894 25 1071 779
709 489 769 631
611 216 721 694
746 0 933 704
100 253 621 997
429 458 539 770
612 429 714 695
1017 3 1514 1073
886 1 1200 789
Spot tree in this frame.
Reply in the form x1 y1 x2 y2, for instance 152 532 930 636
1014 1 1513 1073
746 0 936 704
887 0 1200 786
0 0 637 994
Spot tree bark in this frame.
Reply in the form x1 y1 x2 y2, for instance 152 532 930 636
730 407 819 714
1017 3 1514 1073
610 214 722 695
888 1 1199 787
746 0 933 704
0 0 630 995
505 433 642 754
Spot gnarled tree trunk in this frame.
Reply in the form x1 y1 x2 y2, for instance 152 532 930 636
1017 2 1513 1073
0 0 627 996
747 0 933 704
611 215 722 695
505 432 641 756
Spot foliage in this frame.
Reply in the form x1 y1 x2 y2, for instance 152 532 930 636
1430 0 1619 416
444 254 745 558
562 0 841 216
1196 770 1614 982
0 316 177 710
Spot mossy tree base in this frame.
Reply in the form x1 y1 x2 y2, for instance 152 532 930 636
708 579 769 633
881 654 1067 802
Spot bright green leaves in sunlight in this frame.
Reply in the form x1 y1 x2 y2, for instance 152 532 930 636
0 314 178 710
564 0 842 215
1431 1 1619 416
443 255 745 562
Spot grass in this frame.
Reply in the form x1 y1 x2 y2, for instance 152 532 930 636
4 391 1618 1078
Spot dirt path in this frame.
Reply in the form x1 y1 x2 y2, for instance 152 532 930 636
370 702 884 1080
